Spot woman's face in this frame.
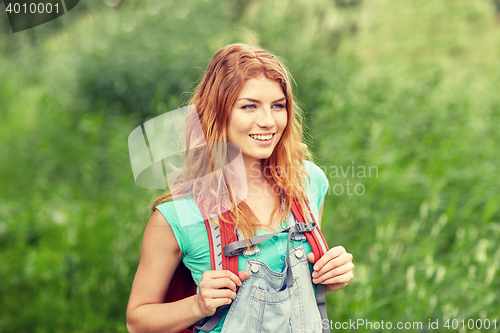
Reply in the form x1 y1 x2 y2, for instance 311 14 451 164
227 75 288 166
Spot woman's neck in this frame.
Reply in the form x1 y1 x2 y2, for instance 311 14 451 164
244 159 266 184
241 159 283 230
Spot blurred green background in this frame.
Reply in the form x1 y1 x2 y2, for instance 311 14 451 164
1 0 499 332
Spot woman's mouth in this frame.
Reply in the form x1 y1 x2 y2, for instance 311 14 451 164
249 133 275 142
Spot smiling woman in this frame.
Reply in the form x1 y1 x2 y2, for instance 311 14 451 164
126 43 354 333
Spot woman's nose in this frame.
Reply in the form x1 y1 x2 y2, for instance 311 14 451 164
256 107 275 128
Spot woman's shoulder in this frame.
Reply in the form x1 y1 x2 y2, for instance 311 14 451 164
302 160 329 213
155 195 207 256
155 195 204 228
303 159 322 173
303 160 328 187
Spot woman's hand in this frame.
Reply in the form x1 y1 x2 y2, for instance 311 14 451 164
307 246 354 291
196 270 250 317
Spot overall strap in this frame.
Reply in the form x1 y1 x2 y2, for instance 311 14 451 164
223 227 291 257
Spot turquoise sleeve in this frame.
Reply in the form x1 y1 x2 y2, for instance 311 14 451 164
318 165 329 208
303 160 329 220
155 200 187 255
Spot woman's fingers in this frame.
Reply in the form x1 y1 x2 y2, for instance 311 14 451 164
239 271 250 281
312 246 345 270
307 252 315 264
201 270 243 287
326 283 349 291
313 249 352 275
310 246 354 288
200 276 238 292
312 259 354 284
315 268 354 285
197 296 234 316
196 270 244 317
199 286 237 300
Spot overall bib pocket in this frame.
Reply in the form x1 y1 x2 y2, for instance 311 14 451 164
247 277 302 333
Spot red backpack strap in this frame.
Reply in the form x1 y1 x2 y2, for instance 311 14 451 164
291 197 331 333
196 208 239 332
291 197 329 263
219 211 239 277
202 215 219 271
200 207 239 277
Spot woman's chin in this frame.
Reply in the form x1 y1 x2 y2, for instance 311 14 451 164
242 151 274 164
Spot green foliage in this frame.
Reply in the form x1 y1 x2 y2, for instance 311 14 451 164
1 0 499 332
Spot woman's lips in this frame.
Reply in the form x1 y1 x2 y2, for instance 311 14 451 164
249 133 275 145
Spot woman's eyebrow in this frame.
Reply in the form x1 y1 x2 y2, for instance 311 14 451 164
237 97 286 103
237 98 260 103
273 97 286 103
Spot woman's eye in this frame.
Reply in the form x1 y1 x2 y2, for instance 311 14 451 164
242 104 257 110
273 104 285 110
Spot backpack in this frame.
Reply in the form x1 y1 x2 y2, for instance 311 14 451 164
164 197 330 333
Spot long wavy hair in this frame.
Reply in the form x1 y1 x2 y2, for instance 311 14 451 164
152 43 312 240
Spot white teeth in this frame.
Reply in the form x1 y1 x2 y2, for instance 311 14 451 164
251 134 273 141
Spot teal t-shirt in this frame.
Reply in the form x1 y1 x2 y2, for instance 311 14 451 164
156 160 329 331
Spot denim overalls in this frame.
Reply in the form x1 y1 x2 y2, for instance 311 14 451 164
219 212 328 333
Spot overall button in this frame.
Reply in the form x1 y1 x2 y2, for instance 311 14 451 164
295 249 303 258
273 236 278 241
251 265 259 273
277 245 283 250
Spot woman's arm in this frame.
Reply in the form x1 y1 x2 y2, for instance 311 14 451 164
126 210 204 332
126 210 246 333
